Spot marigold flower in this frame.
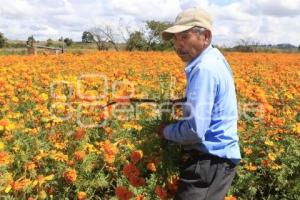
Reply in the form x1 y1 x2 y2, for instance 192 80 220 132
155 185 167 200
115 186 133 200
243 147 253 155
25 161 36 170
135 194 145 200
74 150 86 162
63 169 77 183
264 140 274 146
77 191 87 200
128 176 145 187
146 162 156 172
38 190 47 200
73 128 85 140
167 175 179 194
130 150 143 164
268 153 276 161
0 141 5 150
245 162 257 171
100 140 118 165
224 195 237 200
11 178 31 191
0 151 10 166
0 119 9 127
123 163 140 178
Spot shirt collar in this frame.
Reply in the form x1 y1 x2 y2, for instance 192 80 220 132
185 44 213 74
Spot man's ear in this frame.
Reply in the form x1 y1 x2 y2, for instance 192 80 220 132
203 30 212 44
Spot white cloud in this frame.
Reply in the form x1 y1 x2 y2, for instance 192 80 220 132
0 0 299 46
247 0 300 17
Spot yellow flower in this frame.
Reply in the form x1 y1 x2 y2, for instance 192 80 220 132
0 141 5 150
264 140 274 147
245 162 257 171
268 153 276 161
293 123 300 135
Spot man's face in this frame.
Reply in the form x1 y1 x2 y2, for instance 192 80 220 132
173 28 210 62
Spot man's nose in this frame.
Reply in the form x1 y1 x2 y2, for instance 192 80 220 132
174 40 183 50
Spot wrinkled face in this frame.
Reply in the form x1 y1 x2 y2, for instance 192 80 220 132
173 28 211 62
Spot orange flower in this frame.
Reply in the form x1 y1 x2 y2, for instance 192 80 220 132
135 194 145 200
261 159 271 168
0 151 10 166
73 128 85 140
273 118 284 126
100 140 118 165
167 175 179 194
24 161 36 171
11 178 31 191
123 163 140 178
103 126 113 135
243 147 253 155
74 150 86 162
155 185 167 200
63 169 77 183
224 195 237 200
128 176 145 187
146 162 156 172
115 186 133 200
245 162 257 171
68 160 75 167
0 119 8 127
77 191 87 200
130 150 143 164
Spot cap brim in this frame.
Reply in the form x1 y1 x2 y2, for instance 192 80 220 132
162 25 194 41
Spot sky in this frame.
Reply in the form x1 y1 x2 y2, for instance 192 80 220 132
0 0 299 46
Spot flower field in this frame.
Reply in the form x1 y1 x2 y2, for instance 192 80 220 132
0 51 300 200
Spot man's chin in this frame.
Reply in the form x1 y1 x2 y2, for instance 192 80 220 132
178 55 190 62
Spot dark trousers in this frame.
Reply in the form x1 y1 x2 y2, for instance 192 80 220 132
174 151 237 200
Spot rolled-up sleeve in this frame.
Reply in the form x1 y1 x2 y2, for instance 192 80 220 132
163 67 217 145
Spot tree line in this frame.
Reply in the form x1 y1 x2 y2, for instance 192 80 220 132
0 20 174 51
1 20 300 52
82 20 173 51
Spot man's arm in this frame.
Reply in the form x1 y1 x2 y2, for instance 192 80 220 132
163 67 217 145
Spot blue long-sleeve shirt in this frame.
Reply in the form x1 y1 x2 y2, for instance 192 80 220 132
163 45 241 164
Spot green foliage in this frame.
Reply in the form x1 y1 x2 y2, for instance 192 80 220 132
230 132 300 200
0 32 7 48
26 35 35 46
64 38 73 46
126 31 147 51
145 20 173 51
46 39 53 47
82 31 94 43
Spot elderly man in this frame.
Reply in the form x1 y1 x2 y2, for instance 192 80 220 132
158 8 241 200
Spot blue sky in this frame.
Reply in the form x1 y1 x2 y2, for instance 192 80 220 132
0 0 299 46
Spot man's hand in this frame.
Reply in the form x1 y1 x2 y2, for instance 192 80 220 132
157 123 166 138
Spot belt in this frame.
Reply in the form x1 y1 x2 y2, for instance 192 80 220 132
181 149 237 167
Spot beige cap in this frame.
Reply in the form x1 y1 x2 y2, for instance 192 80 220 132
162 8 212 41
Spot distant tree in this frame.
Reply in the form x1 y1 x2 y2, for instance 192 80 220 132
26 35 35 46
233 39 260 52
82 31 94 43
64 38 73 46
145 20 173 51
0 32 7 48
90 25 119 51
46 38 53 46
58 37 64 42
298 45 300 51
126 31 147 51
